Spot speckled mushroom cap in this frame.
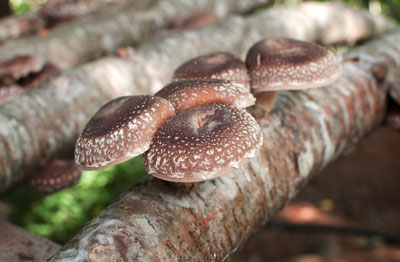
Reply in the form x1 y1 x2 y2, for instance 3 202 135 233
31 160 82 193
143 103 263 182
172 52 251 90
155 79 255 113
246 38 342 93
75 95 175 170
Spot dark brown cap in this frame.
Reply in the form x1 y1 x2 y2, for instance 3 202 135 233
75 95 175 170
246 38 342 93
155 79 255 112
172 52 251 89
31 160 81 193
143 104 263 182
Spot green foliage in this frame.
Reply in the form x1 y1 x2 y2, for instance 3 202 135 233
3 156 147 244
9 0 32 14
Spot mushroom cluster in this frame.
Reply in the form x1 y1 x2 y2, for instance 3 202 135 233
74 38 342 184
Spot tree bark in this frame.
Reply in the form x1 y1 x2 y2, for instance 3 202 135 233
0 0 270 69
0 219 60 262
0 0 143 44
48 30 400 262
0 11 45 44
0 2 394 194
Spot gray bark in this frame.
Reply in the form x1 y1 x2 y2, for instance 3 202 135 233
48 30 400 262
0 11 45 43
0 219 60 262
0 0 136 44
0 2 394 194
0 0 269 69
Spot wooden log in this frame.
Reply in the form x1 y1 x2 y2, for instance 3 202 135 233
0 2 393 192
48 29 400 262
0 11 46 44
0 219 60 262
0 0 270 69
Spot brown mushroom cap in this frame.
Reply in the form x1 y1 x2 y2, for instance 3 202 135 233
143 103 263 182
246 38 342 93
0 55 44 79
31 160 82 193
172 52 251 90
155 79 255 113
75 95 175 170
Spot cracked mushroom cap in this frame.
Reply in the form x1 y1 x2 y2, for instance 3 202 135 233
172 52 251 90
143 103 263 182
75 95 175 170
246 38 342 93
31 160 81 193
155 79 255 112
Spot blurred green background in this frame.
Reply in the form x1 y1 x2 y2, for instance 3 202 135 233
3 156 147 244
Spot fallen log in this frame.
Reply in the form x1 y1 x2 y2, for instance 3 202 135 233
0 2 394 192
48 29 400 262
0 219 60 262
0 0 142 44
0 11 45 44
0 0 270 69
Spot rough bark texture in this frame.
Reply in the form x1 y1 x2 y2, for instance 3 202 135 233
48 30 400 262
0 0 269 69
0 219 60 262
0 0 138 44
41 0 137 20
0 2 394 194
0 11 45 44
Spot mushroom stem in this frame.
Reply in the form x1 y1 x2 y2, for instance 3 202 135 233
248 91 277 120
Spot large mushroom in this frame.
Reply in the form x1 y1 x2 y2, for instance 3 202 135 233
172 52 251 90
246 38 342 117
143 103 263 182
155 79 255 112
75 95 175 170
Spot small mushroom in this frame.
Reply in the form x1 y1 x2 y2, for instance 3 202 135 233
143 103 263 182
246 38 342 117
155 79 255 112
31 159 81 193
0 55 44 79
75 95 175 170
172 52 251 90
